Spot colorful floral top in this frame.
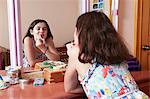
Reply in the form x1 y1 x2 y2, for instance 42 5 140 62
80 62 148 99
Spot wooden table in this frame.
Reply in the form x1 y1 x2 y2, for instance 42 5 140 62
0 82 84 99
0 70 149 98
0 70 85 99
131 70 150 96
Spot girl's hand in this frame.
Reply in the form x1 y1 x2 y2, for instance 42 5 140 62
35 38 45 47
34 34 47 53
66 42 79 60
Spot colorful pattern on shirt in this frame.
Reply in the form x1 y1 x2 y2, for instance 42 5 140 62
80 62 148 99
23 51 47 67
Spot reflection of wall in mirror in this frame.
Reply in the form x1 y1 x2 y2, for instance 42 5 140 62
0 0 81 49
20 0 80 47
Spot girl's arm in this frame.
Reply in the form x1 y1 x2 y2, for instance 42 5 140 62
44 38 60 61
24 37 43 67
64 57 84 93
35 37 60 61
64 43 84 93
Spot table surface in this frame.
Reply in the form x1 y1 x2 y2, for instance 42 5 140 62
0 82 84 99
0 70 84 99
0 70 149 99
130 70 150 84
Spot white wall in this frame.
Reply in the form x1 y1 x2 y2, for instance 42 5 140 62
118 0 135 55
21 0 80 47
0 0 9 49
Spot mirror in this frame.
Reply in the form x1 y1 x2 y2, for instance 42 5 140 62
0 0 81 69
20 0 81 47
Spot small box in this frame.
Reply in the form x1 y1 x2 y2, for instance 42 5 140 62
33 78 44 86
43 67 66 83
21 71 44 79
34 61 67 70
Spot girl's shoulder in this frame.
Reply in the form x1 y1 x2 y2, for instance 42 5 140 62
23 37 35 48
24 36 34 43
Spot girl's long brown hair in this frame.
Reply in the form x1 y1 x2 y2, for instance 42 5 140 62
76 11 130 65
23 19 53 43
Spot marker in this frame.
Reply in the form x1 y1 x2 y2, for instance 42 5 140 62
0 75 3 81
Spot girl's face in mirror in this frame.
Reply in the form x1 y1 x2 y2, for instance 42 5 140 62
31 22 48 40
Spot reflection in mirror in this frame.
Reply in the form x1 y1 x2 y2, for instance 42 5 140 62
21 0 81 47
0 0 82 69
20 0 81 67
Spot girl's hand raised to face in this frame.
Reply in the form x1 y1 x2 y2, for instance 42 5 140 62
34 33 47 53
66 42 79 59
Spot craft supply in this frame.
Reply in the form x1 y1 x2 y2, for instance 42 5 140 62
1 76 11 82
35 60 67 70
34 61 67 83
33 78 44 86
22 68 41 73
0 82 10 90
43 67 66 83
19 79 30 89
43 61 49 65
7 68 20 78
21 71 44 79
0 75 3 81
6 67 21 84
0 75 10 90
49 65 55 69
0 75 3 85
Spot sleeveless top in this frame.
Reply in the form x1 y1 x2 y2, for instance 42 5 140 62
23 39 48 67
79 62 148 99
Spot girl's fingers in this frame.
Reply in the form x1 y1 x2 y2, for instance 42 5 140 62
42 39 46 44
34 36 45 44
66 43 73 50
39 34 45 44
